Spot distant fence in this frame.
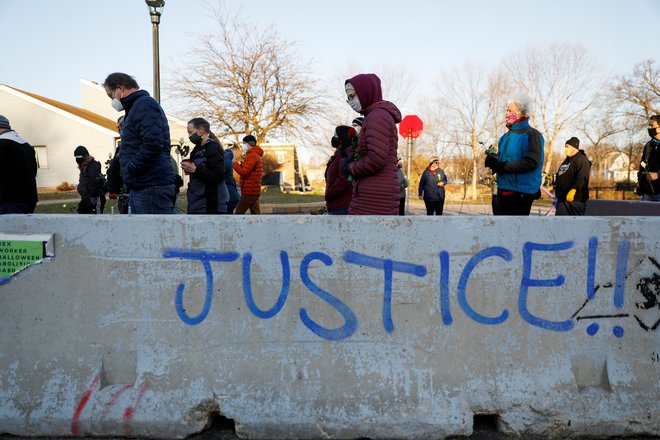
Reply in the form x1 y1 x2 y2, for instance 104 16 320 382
591 185 640 201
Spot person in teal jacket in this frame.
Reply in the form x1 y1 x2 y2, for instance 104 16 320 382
485 95 544 215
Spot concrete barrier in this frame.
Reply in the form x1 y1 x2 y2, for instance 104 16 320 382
0 214 658 439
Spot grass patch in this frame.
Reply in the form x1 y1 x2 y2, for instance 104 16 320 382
38 190 79 201
35 190 325 214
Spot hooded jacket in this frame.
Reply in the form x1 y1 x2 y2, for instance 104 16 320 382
345 73 402 215
77 158 106 200
0 130 37 211
118 90 174 191
233 145 264 196
554 150 590 203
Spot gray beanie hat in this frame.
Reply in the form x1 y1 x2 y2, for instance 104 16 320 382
0 115 11 130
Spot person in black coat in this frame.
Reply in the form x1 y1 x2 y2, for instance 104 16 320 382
74 145 107 214
637 115 660 201
0 115 37 214
418 157 448 215
181 118 228 214
554 137 591 216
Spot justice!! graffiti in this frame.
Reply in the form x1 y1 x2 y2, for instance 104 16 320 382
163 236 644 341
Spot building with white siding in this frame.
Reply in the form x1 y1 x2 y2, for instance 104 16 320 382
0 81 191 189
0 83 119 188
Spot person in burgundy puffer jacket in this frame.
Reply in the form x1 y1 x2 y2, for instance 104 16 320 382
342 73 402 215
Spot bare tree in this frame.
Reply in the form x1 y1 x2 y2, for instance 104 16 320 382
616 117 647 185
578 109 621 183
432 63 500 199
504 43 602 176
611 59 660 120
170 4 322 145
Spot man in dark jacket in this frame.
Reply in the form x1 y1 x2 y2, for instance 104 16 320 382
554 137 590 216
0 115 37 214
485 95 544 215
103 72 174 214
74 146 107 214
638 115 660 202
418 157 448 215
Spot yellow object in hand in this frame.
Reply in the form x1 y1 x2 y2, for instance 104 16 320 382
566 189 576 202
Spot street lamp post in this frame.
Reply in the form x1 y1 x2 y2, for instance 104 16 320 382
145 0 165 103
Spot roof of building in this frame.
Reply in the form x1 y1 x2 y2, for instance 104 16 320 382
1 84 118 134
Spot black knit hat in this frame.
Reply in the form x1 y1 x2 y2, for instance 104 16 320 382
242 135 257 146
352 117 364 127
74 145 90 158
566 137 580 149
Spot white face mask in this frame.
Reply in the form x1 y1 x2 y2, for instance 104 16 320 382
110 88 124 112
348 96 362 113
111 98 124 112
346 83 362 113
242 142 250 153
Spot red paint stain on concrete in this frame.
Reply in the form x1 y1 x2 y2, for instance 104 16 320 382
70 374 100 436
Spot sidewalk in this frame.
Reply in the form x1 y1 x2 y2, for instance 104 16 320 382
407 199 492 216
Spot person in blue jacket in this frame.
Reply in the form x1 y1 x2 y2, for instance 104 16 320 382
418 157 448 215
485 95 544 215
103 72 175 214
224 147 240 214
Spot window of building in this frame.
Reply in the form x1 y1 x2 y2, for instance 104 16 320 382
34 145 48 169
277 152 285 164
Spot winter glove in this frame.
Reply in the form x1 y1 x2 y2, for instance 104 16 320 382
485 155 506 174
566 189 576 203
108 193 118 200
342 155 354 176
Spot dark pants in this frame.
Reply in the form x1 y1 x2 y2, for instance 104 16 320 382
77 196 106 214
235 195 261 214
556 200 586 216
398 197 406 216
492 190 536 216
424 199 444 215
0 202 32 214
226 199 239 214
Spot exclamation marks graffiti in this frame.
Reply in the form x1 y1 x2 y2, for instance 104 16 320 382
573 237 630 338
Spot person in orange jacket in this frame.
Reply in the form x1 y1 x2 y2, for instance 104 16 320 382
232 135 264 214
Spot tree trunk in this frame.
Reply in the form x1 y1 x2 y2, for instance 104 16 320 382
471 158 478 200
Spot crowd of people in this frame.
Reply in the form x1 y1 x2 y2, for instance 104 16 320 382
2 72 660 216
